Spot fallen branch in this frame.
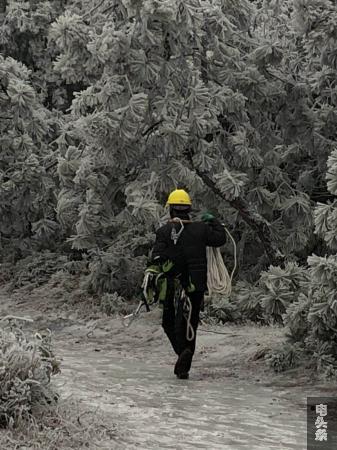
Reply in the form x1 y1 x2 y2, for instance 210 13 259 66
0 315 34 323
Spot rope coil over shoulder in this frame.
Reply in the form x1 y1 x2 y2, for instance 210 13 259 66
183 226 236 341
206 226 237 296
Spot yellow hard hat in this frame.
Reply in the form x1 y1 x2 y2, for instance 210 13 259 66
166 189 192 206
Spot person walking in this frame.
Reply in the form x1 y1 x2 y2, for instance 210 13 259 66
151 189 226 379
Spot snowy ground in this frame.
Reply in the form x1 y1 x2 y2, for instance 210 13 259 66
0 284 335 449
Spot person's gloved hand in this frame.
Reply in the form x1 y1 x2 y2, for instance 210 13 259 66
201 212 215 222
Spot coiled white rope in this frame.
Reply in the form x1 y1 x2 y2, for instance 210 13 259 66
206 227 237 296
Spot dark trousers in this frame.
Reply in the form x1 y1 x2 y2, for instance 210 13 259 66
162 280 203 357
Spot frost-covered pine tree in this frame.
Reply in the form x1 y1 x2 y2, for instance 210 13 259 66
0 55 59 259
45 0 320 292
2 0 337 298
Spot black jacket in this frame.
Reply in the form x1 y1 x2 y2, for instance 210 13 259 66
152 219 226 292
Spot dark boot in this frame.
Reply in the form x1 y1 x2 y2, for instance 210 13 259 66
174 348 193 379
177 372 189 380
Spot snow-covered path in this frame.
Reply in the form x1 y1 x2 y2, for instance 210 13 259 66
55 325 306 449
0 290 316 449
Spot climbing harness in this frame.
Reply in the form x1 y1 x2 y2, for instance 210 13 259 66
122 261 173 327
206 226 237 296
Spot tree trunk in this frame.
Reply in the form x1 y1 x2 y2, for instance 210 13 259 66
192 165 284 266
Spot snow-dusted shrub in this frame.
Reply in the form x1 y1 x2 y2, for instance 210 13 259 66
0 321 60 427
